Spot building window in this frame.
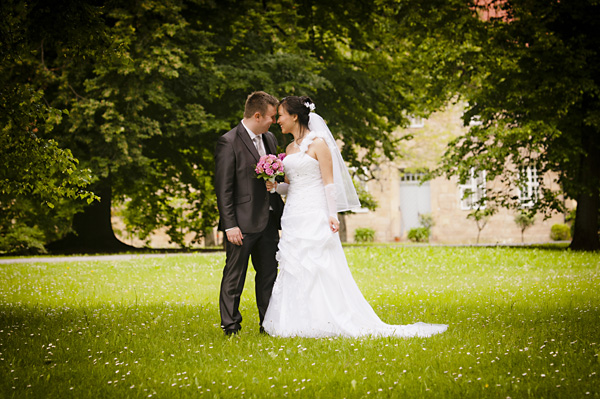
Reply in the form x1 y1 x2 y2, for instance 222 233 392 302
408 116 425 128
518 166 539 208
400 171 427 182
459 168 487 210
469 115 482 126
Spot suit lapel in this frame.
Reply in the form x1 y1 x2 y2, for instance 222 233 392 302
237 124 260 161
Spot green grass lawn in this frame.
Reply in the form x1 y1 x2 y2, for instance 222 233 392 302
0 247 598 398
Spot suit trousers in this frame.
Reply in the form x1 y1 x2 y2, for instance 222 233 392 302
219 212 280 332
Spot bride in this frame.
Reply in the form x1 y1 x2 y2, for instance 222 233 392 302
263 96 447 338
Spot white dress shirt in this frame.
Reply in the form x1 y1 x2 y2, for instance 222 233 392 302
242 120 266 157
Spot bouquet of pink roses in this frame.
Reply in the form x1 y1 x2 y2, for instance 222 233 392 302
255 153 286 193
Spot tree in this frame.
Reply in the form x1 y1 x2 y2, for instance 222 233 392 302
434 0 600 250
5 0 463 253
12 0 529 254
47 0 228 252
0 0 103 253
514 212 535 243
468 206 496 244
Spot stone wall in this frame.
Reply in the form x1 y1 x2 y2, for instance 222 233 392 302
344 104 571 244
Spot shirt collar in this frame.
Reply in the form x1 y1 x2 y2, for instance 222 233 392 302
241 120 259 141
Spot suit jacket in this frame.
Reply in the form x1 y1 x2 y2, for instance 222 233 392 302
215 123 284 233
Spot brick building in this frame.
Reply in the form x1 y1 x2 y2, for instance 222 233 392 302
344 103 569 244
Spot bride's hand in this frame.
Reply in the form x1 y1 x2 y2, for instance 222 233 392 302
329 216 339 233
266 180 277 192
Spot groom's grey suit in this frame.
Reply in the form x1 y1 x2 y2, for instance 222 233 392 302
214 123 284 333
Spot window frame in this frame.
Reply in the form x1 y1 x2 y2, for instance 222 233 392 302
518 166 540 208
458 168 487 210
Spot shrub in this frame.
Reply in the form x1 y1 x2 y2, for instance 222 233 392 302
550 224 571 241
566 208 576 237
418 213 434 230
354 228 375 243
408 227 430 243
0 225 47 255
514 212 535 243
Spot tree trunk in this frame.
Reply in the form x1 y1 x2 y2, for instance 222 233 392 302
339 213 347 243
570 191 600 251
204 228 216 247
570 128 600 251
47 178 135 254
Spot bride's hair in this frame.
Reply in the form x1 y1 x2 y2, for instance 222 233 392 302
279 96 314 136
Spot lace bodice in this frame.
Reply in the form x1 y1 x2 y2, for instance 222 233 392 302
282 135 327 215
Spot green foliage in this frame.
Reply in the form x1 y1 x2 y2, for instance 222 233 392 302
354 227 375 243
0 92 98 253
6 0 452 250
117 165 218 248
407 213 434 243
418 213 434 230
514 212 535 230
0 247 598 397
566 207 577 237
0 0 106 252
7 0 514 251
427 0 600 249
514 212 535 243
550 224 571 241
467 206 497 244
352 179 378 212
0 225 46 255
407 227 429 243
0 195 82 255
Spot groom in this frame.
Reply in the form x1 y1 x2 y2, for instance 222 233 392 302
214 91 284 336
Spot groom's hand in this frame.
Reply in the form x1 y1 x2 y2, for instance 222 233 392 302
226 227 243 246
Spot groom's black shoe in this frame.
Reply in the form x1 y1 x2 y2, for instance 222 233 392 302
224 328 240 336
259 326 267 335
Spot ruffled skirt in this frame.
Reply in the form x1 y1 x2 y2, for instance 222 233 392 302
263 206 448 338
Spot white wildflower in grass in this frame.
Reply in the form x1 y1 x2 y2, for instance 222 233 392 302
0 248 598 397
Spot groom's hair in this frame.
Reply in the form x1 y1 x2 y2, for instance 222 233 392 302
244 91 279 118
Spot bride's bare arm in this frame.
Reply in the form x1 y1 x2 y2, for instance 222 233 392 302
311 139 339 232
311 138 334 185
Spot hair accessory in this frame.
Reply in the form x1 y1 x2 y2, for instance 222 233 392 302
304 102 316 111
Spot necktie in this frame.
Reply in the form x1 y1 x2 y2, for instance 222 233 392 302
254 136 266 157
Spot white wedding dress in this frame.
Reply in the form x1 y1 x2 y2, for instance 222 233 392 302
263 133 448 338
